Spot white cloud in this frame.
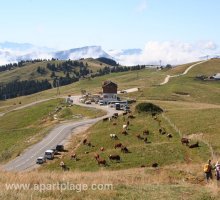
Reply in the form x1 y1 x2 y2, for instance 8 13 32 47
114 41 220 66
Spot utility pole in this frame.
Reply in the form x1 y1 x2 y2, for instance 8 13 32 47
56 79 60 96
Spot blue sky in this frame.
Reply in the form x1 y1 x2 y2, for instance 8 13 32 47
0 0 219 50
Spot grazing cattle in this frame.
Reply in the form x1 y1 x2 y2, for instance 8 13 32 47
127 121 130 126
167 133 172 138
159 128 163 134
110 134 118 140
128 115 135 119
103 117 109 122
83 139 87 145
115 143 123 149
123 124 128 130
143 130 149 135
144 137 148 143
121 130 128 135
113 113 119 117
113 122 117 126
152 163 158 168
121 146 129 153
161 131 166 135
136 134 144 140
100 147 105 151
96 158 107 166
181 138 190 146
123 112 128 116
140 165 146 168
189 142 199 148
94 153 100 160
108 154 121 161
71 153 77 160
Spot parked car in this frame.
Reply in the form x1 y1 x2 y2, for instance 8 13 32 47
85 100 92 104
56 144 64 152
44 150 55 160
36 156 46 164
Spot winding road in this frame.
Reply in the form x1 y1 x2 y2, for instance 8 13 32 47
159 60 208 85
3 96 118 172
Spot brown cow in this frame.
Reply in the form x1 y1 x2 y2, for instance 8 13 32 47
181 138 190 146
136 134 144 140
128 115 135 119
108 154 121 161
121 146 129 153
121 130 128 135
83 139 87 145
115 143 123 149
94 153 100 160
143 130 149 135
189 142 199 148
103 117 109 122
96 158 107 166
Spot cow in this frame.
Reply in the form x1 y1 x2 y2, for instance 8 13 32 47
121 130 128 135
136 134 144 140
108 154 121 161
167 133 173 138
83 139 87 145
128 115 135 119
110 134 118 140
115 143 123 149
152 163 158 168
103 117 109 122
94 153 100 160
113 122 117 125
96 158 107 166
121 146 129 153
181 138 190 146
71 153 77 160
189 142 199 148
113 113 119 117
122 112 128 116
159 128 163 134
143 130 149 135
100 147 105 151
144 137 148 143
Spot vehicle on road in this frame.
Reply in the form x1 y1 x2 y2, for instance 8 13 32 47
36 156 46 164
85 100 92 104
56 144 64 152
115 103 121 110
44 150 55 160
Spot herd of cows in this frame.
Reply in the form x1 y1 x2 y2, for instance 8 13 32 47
64 111 200 170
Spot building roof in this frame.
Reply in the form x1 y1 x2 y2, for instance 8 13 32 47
102 80 117 87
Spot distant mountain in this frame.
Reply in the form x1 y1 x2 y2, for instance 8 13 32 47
53 46 112 60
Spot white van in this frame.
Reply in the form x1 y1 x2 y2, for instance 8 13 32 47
44 150 54 160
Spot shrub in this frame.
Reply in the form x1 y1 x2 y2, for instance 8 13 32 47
135 102 163 114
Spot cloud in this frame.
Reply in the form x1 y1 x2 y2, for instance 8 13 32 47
136 0 147 13
114 41 220 66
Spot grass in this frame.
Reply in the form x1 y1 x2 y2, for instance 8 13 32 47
0 166 218 200
44 108 210 172
0 99 105 163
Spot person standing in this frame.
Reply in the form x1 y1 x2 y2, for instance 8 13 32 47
204 159 213 182
215 161 220 181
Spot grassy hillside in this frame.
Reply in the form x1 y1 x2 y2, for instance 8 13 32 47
0 59 220 199
0 58 114 85
0 99 105 163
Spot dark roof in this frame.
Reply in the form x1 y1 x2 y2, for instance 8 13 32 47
102 80 117 87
